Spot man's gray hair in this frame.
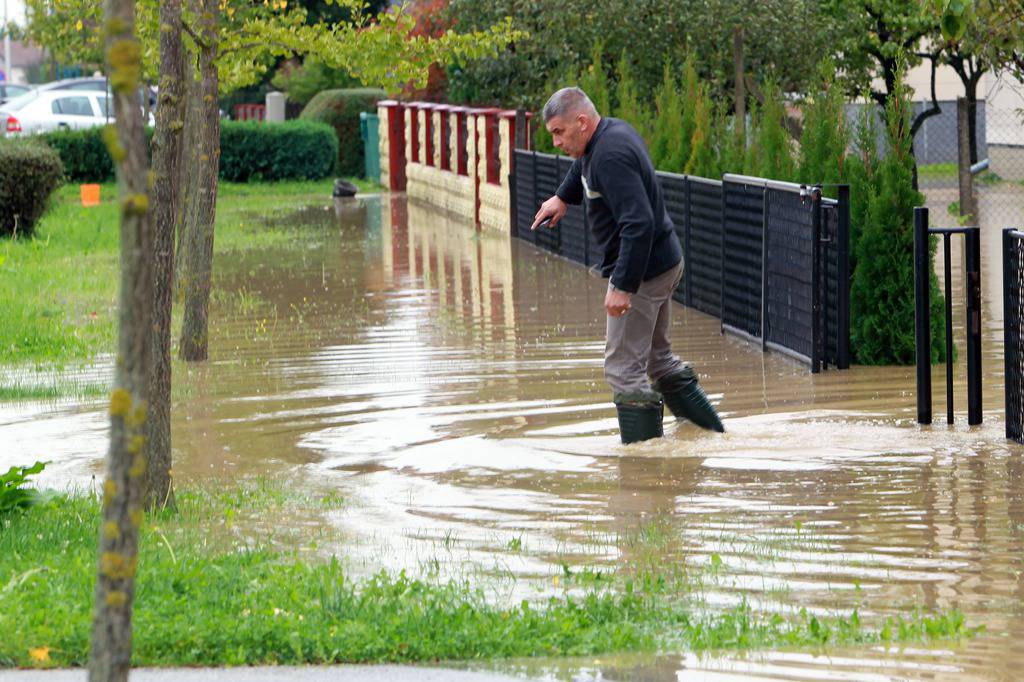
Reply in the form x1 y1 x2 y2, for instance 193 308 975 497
542 87 599 122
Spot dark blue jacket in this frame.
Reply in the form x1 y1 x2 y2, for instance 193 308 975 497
556 117 682 293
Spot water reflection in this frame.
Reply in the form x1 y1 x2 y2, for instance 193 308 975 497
3 194 1024 679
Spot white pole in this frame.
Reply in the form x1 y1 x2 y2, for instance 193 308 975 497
3 0 11 83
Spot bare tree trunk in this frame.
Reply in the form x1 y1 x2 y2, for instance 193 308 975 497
146 0 185 510
178 0 219 362
89 0 152 678
175 44 199 282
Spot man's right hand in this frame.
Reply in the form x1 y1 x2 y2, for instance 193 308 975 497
531 195 567 230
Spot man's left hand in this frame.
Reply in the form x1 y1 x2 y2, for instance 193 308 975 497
605 287 631 317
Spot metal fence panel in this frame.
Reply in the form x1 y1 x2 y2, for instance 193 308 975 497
513 150 536 243
1004 230 1024 443
687 178 723 318
557 156 589 266
764 188 814 360
533 153 561 254
721 179 763 337
659 172 689 305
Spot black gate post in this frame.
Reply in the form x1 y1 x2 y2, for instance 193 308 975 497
966 226 983 425
810 186 822 374
914 207 932 424
837 185 851 369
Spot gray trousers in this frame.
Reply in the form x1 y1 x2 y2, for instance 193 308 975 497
605 260 685 399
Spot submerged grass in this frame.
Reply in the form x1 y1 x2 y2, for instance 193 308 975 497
0 481 978 669
0 178 362 374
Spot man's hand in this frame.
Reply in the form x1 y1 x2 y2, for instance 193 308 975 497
605 287 631 317
531 195 567 230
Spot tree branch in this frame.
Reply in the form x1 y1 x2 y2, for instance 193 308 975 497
910 51 942 139
181 19 209 51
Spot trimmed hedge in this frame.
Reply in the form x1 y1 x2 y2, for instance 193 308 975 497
0 138 64 237
219 120 337 182
38 120 338 183
41 127 153 183
299 88 385 177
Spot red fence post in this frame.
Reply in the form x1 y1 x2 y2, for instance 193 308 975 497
379 100 406 191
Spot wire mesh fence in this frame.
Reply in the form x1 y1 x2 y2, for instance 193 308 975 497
918 106 1024 231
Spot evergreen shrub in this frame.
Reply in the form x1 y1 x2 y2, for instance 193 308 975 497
850 73 947 365
0 138 64 237
299 88 386 177
219 120 338 181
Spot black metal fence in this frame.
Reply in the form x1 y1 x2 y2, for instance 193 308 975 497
511 150 851 372
1003 229 1024 442
912 207 982 426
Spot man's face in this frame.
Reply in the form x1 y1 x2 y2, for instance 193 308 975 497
546 112 591 158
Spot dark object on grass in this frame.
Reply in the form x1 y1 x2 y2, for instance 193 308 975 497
653 365 725 432
333 178 358 198
615 399 664 444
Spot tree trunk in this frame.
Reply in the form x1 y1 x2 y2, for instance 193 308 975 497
965 78 980 165
957 96 977 223
175 44 199 281
89 0 152 678
146 0 185 510
178 0 219 362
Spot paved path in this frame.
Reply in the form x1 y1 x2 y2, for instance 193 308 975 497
0 666 553 682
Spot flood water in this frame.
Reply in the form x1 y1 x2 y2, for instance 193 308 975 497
4 194 1024 680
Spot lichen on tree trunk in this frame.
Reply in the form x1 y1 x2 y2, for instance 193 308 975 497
89 0 153 678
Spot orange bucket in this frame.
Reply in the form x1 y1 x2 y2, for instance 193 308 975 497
80 184 100 207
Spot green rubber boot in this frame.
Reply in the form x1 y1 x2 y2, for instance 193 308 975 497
614 391 664 444
652 365 725 433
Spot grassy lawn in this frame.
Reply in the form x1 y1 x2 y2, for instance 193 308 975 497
0 476 976 668
0 178 377 389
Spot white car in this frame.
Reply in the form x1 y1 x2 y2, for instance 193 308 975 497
1 89 119 136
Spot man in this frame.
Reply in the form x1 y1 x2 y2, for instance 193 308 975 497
531 87 724 443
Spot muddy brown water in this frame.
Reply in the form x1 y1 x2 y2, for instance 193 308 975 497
4 194 1024 680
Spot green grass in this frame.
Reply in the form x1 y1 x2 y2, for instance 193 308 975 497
0 481 979 669
917 162 958 179
0 178 366 376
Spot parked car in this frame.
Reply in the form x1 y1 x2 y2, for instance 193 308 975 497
1 89 118 136
37 77 157 109
0 83 33 106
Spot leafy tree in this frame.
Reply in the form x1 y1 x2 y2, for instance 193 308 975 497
444 0 839 109
850 67 946 365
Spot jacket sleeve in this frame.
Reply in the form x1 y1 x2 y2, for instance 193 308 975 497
595 151 654 294
555 157 584 205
